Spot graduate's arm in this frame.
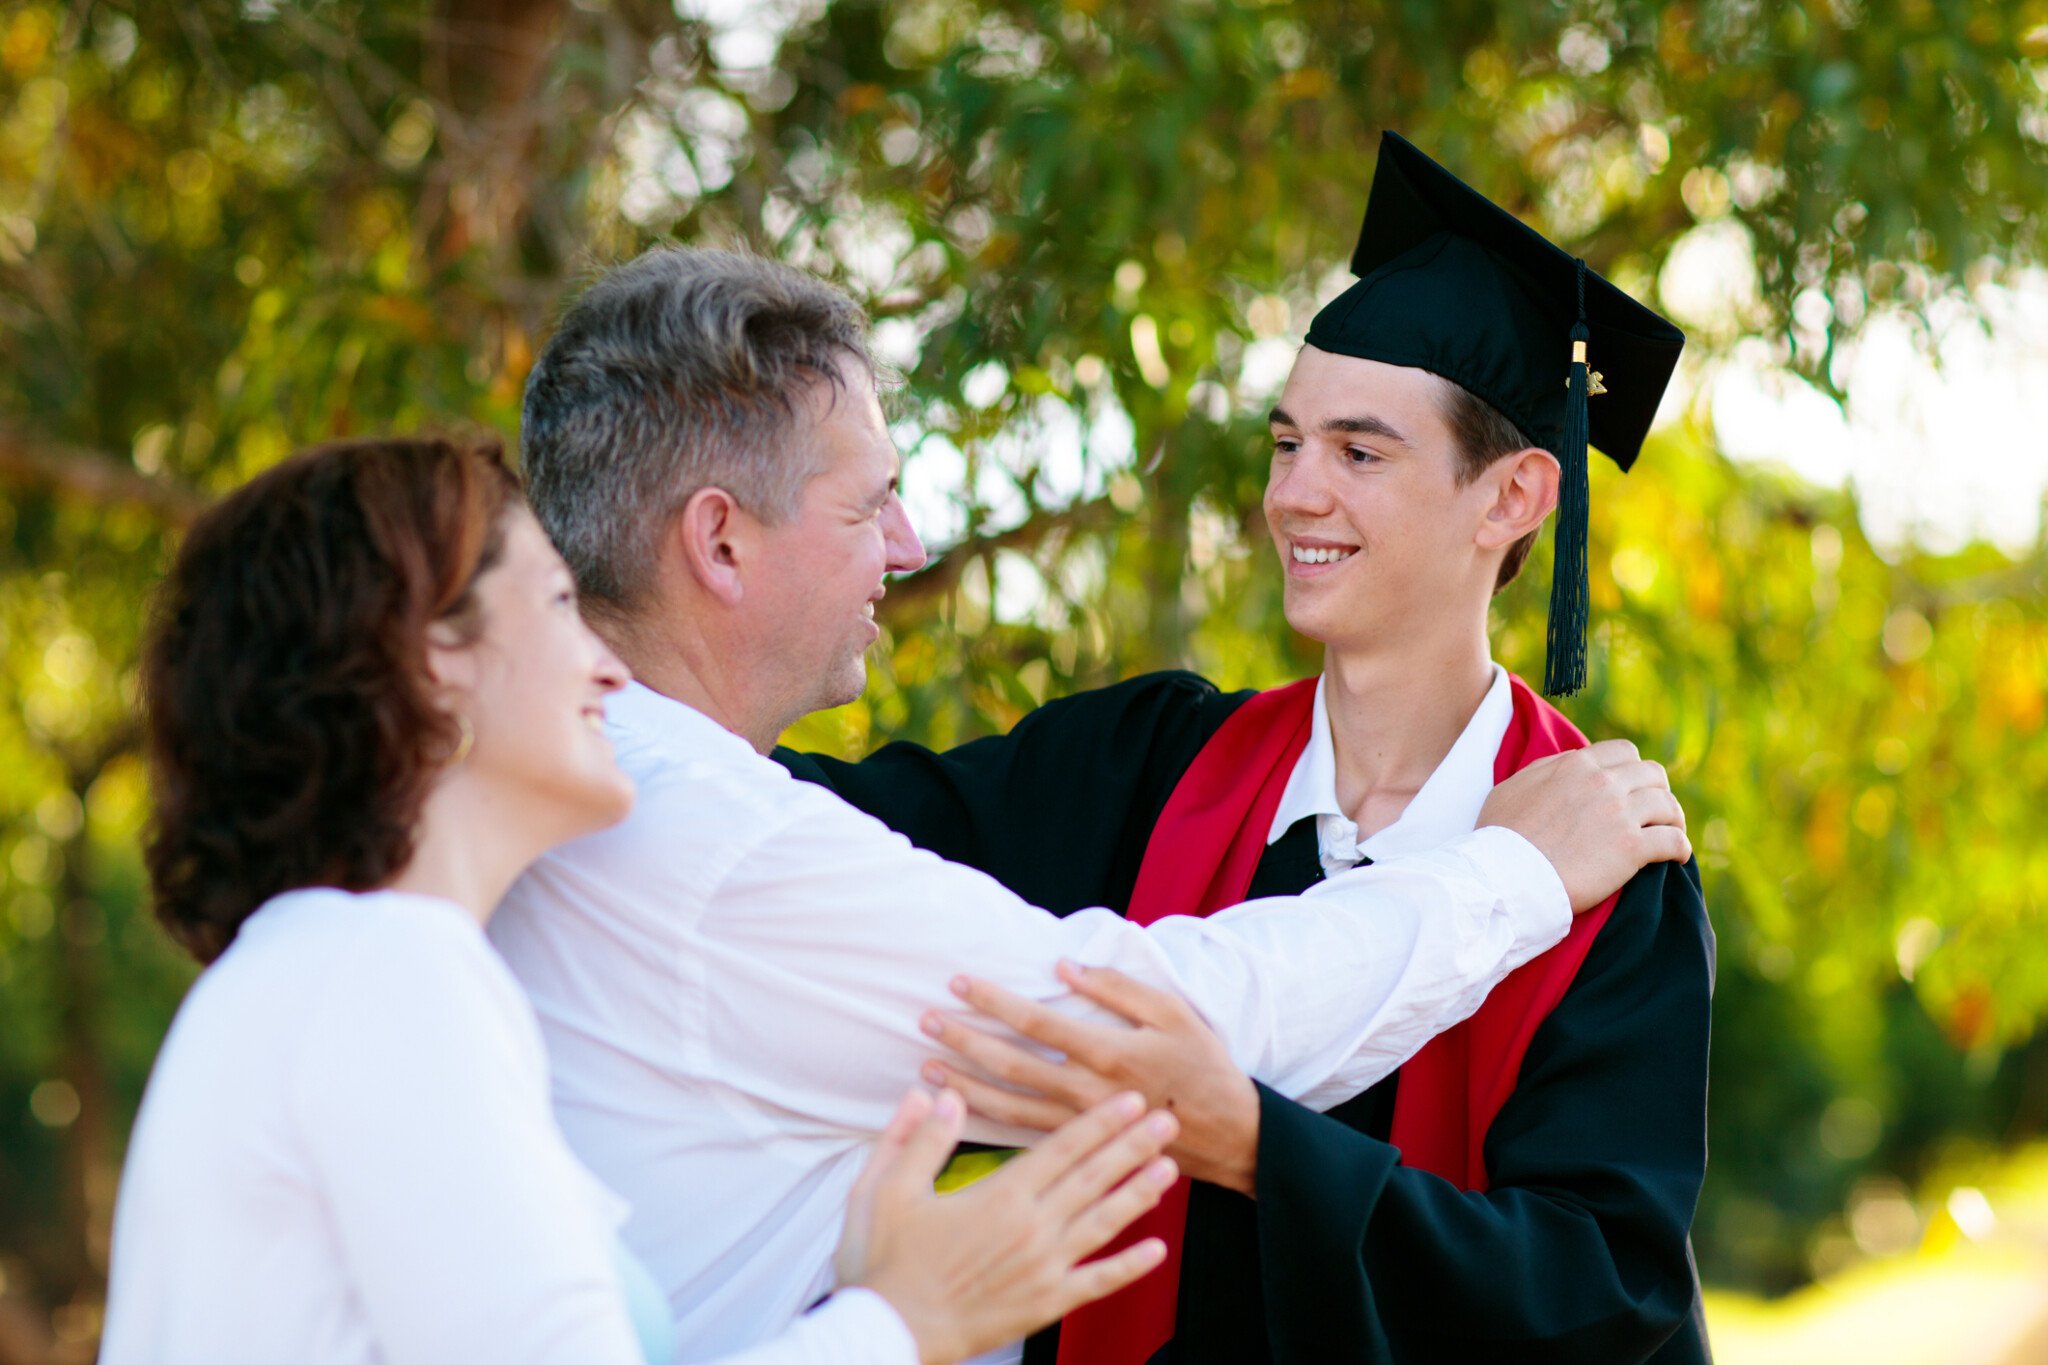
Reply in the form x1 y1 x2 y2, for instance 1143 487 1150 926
1246 860 1713 1364
700 773 1573 1146
772 671 1248 912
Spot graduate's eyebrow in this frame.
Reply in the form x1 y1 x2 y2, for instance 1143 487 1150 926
1267 407 1413 448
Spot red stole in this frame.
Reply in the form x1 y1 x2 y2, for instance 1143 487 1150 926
1055 674 1618 1365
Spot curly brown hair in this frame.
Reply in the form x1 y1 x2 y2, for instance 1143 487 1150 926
141 435 522 964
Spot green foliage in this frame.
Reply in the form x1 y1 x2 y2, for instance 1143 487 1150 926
1 0 2045 1346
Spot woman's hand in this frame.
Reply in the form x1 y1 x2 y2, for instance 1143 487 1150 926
834 1087 1178 1365
918 961 1261 1196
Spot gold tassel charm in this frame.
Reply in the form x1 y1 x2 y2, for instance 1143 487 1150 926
1565 340 1607 395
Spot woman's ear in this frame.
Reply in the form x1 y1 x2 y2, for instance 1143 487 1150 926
423 620 481 693
1476 447 1561 551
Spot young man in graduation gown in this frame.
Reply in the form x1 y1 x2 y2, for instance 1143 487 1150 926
777 132 1714 1363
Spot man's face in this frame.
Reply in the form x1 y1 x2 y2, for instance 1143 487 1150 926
1264 346 1500 652
750 360 926 718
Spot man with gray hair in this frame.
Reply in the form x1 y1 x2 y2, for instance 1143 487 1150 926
488 245 1689 1362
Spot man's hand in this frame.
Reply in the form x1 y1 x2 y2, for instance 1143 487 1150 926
1477 738 1691 912
836 1087 1179 1365
919 961 1261 1197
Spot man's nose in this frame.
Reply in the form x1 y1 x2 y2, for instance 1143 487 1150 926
882 494 927 574
1266 454 1333 517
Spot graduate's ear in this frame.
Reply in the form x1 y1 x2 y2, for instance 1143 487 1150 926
670 484 751 607
1475 447 1560 552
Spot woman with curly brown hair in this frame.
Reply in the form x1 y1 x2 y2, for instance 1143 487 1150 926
98 435 1178 1365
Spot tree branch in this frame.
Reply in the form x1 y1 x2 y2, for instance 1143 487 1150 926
878 494 1122 622
0 428 207 527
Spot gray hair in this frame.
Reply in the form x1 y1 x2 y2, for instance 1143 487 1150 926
519 246 874 611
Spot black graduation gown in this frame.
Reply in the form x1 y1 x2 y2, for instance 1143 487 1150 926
775 671 1716 1364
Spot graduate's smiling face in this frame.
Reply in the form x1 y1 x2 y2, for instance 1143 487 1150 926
1265 346 1540 654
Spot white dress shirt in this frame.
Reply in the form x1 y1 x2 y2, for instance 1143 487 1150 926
101 887 916 1365
1267 665 1514 876
489 681 1569 1362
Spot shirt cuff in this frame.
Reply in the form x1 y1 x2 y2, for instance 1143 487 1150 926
807 1287 921 1365
1449 825 1572 958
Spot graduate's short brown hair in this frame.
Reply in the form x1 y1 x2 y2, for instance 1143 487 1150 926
141 435 521 963
1437 378 1545 594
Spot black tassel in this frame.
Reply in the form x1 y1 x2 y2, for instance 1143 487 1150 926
1544 262 1593 696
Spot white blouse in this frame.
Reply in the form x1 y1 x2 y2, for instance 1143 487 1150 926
101 887 915 1365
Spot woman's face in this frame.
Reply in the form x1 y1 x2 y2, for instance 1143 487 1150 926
446 507 633 841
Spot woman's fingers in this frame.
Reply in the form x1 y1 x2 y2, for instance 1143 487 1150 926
835 1089 935 1283
1052 1238 1170 1318
1000 1091 1147 1197
1058 1155 1177 1259
878 1087 933 1150
920 1058 1077 1133
850 1088 931 1208
878 1088 966 1202
1038 1109 1178 1224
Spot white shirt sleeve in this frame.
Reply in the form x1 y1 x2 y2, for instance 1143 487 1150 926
699 1291 918 1365
289 916 647 1365
682 770 1569 1141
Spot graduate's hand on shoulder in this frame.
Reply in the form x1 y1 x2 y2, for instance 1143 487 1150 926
920 962 1262 1197
836 1087 1177 1365
1478 737 1692 912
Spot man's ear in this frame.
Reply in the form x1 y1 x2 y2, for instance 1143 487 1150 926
671 485 749 606
1475 447 1560 551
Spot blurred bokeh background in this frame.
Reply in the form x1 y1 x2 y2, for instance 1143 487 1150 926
2 2 2046 1361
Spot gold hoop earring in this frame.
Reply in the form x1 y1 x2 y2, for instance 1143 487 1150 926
450 713 474 765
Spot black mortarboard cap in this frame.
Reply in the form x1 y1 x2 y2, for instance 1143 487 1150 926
1304 131 1685 695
